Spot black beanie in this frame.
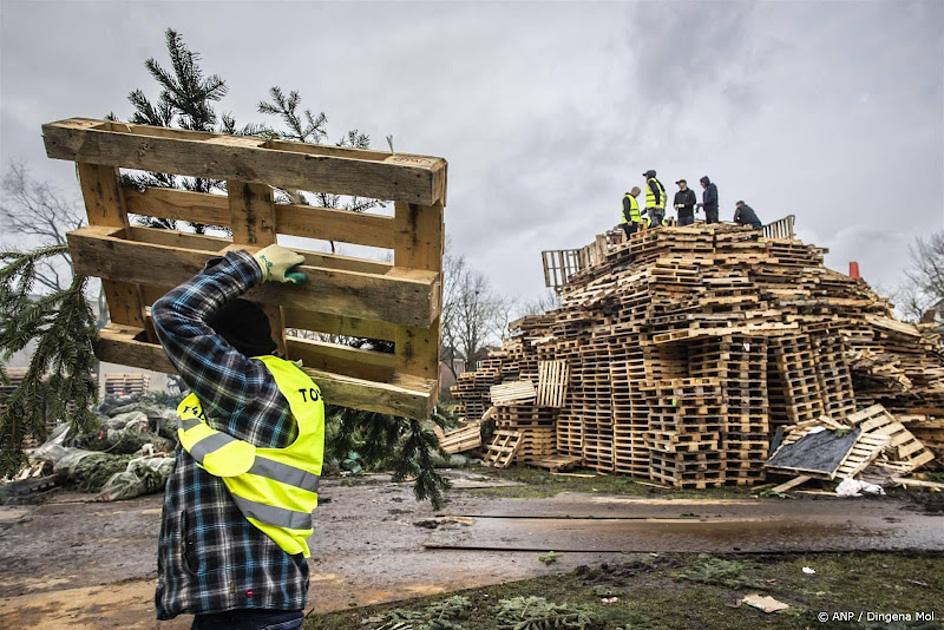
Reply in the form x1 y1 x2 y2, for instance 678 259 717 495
207 298 277 358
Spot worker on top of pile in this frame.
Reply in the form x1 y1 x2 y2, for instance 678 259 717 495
643 169 666 227
621 186 649 237
152 244 319 630
673 179 697 226
734 200 763 229
697 176 719 224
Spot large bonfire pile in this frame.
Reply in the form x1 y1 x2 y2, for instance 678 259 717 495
450 223 944 488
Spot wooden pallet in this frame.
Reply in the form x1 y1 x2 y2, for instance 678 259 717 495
44 118 446 419
848 404 935 472
438 423 482 454
490 380 537 406
536 360 569 407
103 372 150 396
483 430 522 468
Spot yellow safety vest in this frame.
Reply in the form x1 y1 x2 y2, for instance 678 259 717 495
177 355 325 558
622 194 642 224
645 177 666 210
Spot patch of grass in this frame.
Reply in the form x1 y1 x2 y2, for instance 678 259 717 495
676 554 765 589
464 466 752 500
307 552 944 630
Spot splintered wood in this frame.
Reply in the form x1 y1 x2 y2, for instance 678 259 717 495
45 118 447 420
452 222 943 484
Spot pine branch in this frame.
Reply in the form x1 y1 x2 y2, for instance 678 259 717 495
0 246 98 477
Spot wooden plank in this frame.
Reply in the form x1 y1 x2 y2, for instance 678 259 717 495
227 180 285 354
277 203 396 250
490 380 537 405
44 118 448 205
286 337 397 382
66 225 440 327
393 201 444 382
123 186 229 226
284 309 398 342
75 163 148 331
93 325 435 419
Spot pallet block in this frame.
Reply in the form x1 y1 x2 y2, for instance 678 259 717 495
44 118 446 419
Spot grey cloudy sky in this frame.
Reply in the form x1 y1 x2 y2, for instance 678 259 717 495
1 0 942 304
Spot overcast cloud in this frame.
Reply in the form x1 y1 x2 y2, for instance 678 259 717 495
1 0 942 304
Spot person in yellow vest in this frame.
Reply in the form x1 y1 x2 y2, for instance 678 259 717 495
642 169 666 227
151 244 320 630
620 186 649 237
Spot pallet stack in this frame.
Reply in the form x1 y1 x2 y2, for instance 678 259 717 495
453 222 944 485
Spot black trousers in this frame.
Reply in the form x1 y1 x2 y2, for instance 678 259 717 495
704 206 719 224
192 609 304 630
621 222 639 238
678 209 694 226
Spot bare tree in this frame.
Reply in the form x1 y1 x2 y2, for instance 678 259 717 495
0 163 110 327
515 290 560 319
0 163 83 292
440 251 509 376
896 230 944 323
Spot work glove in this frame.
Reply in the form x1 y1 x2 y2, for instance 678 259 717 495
252 244 308 285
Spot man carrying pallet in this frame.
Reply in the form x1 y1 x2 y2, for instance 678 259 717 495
643 169 667 227
152 244 320 630
621 186 649 237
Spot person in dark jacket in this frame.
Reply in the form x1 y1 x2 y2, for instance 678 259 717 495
673 179 696 226
697 176 719 224
733 200 763 228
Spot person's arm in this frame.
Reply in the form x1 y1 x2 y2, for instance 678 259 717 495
687 190 696 208
152 247 305 445
733 207 742 223
152 252 281 428
623 196 632 222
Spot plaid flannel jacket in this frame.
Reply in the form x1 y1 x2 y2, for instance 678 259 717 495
152 250 308 620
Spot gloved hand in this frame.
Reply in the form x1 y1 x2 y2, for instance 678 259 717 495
252 244 308 285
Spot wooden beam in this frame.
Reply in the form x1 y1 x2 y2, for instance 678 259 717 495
227 180 285 353
287 337 396 382
93 325 435 419
123 186 229 226
67 225 440 327
393 201 444 382
44 118 447 205
75 163 148 332
284 309 398 342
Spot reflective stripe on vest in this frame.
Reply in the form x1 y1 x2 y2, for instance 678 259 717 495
622 194 642 224
177 355 325 557
645 177 666 210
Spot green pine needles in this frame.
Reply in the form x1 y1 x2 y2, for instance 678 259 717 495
0 244 98 477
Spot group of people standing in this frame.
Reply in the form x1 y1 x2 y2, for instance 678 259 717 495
620 170 761 237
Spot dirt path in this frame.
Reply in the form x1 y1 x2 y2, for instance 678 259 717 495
1 473 940 629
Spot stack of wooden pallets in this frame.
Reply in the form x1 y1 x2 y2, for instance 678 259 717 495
451 222 944 485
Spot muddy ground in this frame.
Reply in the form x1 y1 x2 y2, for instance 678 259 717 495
1 467 942 629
